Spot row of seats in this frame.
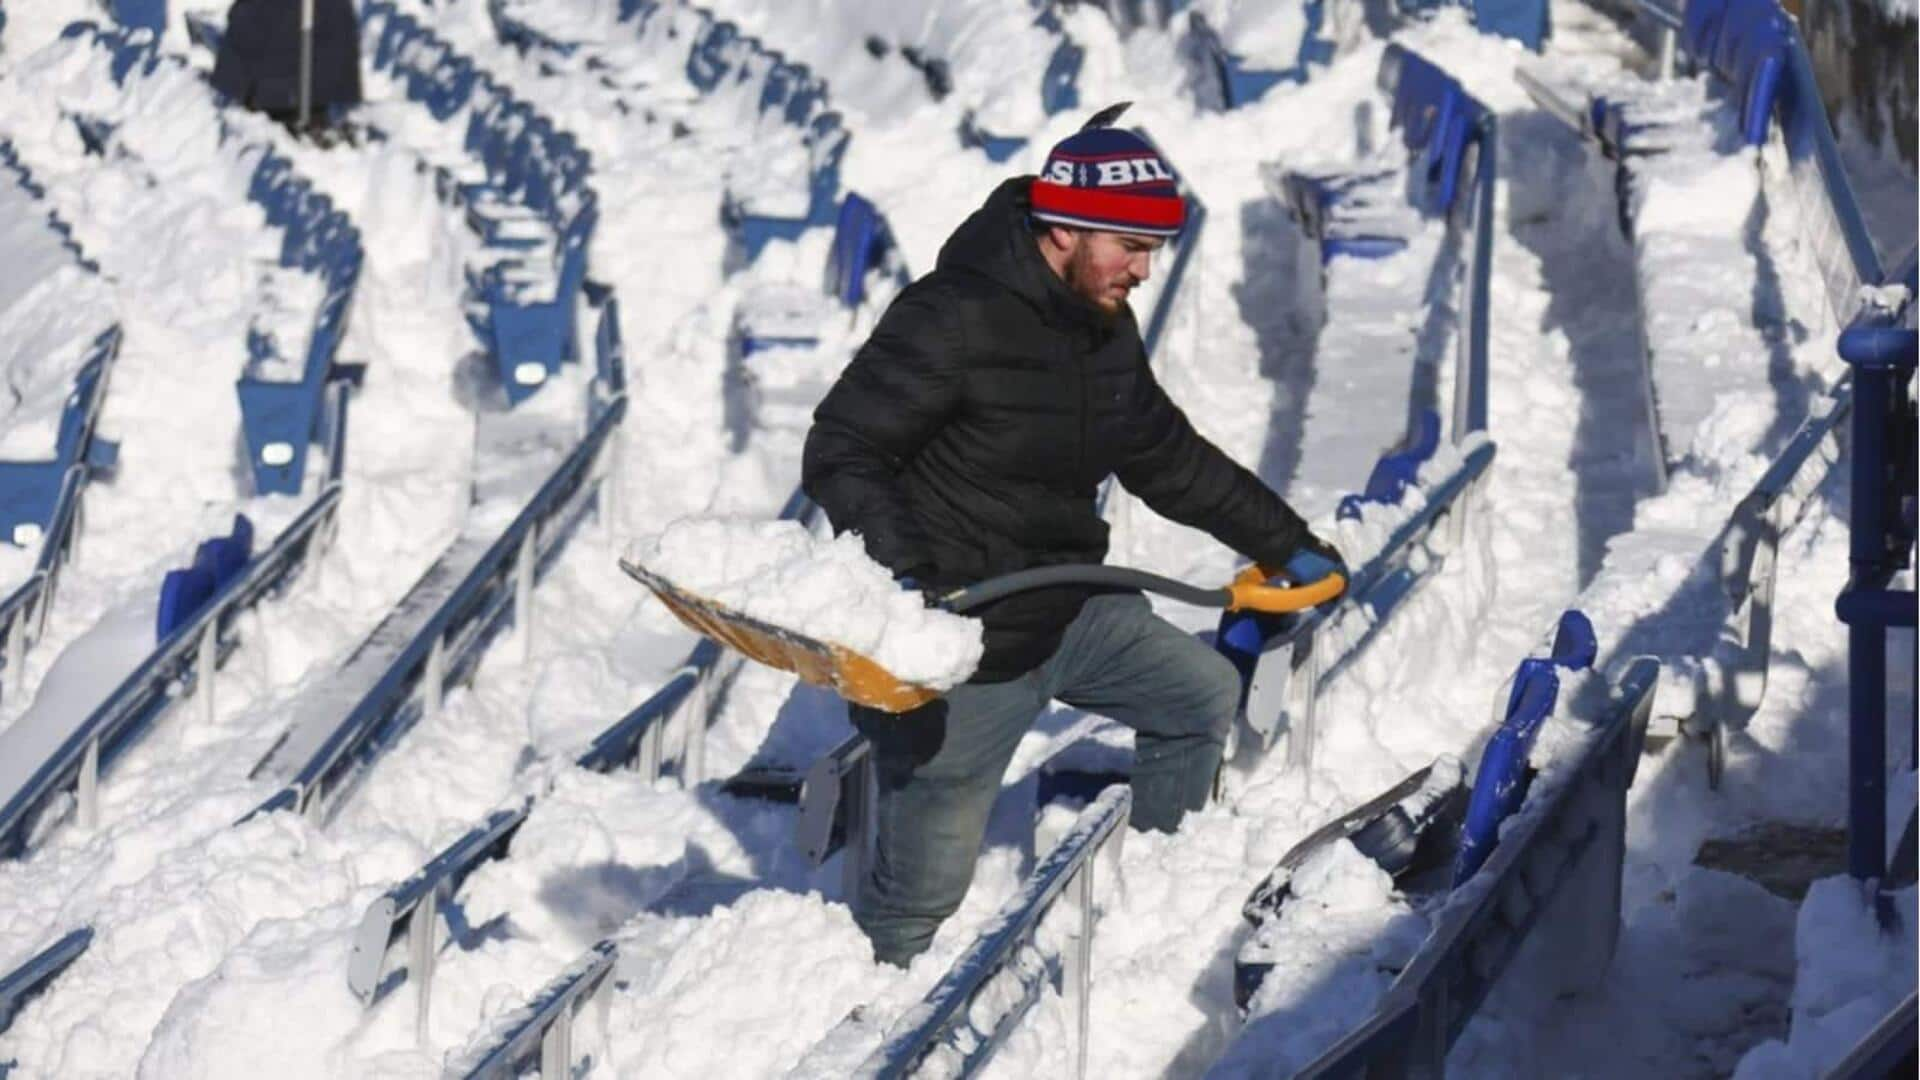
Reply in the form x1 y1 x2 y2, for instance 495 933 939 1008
155 515 253 640
1583 0 1791 155
238 147 364 494
360 1 596 405
732 192 911 359
1282 44 1490 265
1181 2 1336 111
493 0 849 267
0 140 120 550
64 21 363 497
955 3 1083 162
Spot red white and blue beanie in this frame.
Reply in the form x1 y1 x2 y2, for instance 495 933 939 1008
1030 126 1186 238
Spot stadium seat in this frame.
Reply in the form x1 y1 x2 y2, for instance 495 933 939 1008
1453 610 1598 884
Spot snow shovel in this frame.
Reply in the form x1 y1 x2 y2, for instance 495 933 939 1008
619 559 1347 713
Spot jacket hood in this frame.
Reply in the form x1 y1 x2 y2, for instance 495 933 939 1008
935 177 1116 331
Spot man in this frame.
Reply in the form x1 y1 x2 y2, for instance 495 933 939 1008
801 107 1344 967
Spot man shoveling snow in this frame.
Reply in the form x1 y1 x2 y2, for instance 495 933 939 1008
799 105 1345 965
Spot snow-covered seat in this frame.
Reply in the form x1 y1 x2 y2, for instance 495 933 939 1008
733 192 909 359
234 145 363 494
1181 0 1340 110
1280 45 1486 266
721 109 850 265
1518 0 1839 474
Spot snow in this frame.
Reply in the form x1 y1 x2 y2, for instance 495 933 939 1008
639 517 985 690
0 0 1912 1077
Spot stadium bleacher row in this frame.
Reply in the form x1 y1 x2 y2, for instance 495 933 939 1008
0 1 1911 1076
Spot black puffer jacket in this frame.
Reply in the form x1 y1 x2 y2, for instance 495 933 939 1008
803 178 1314 682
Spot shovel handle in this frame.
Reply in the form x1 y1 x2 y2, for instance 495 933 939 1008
1226 564 1347 613
936 564 1345 614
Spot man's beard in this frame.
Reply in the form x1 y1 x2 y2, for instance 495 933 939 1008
1063 245 1130 322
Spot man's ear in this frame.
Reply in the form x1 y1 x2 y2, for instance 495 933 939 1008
1042 224 1078 256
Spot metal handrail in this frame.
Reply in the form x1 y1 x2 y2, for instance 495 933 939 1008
1298 660 1661 1075
0 928 93 1036
450 939 618 1079
854 785 1132 1078
248 394 627 823
0 474 346 858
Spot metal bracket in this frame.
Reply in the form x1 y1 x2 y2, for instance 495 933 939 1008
796 734 874 901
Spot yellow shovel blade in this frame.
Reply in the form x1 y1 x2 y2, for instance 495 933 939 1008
621 560 940 714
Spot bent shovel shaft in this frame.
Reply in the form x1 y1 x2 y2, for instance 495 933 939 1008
936 564 1345 615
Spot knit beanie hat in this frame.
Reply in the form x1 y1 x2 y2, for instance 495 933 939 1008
1029 106 1186 238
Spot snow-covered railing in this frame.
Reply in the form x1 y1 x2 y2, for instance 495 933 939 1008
0 928 91 1039
0 387 350 861
836 784 1131 1078
1297 659 1660 1076
342 488 820 1017
1824 991 1918 1080
1140 187 1206 362
1835 250 1917 882
0 328 119 709
1226 435 1497 777
1648 375 1854 785
247 350 626 825
448 939 617 1080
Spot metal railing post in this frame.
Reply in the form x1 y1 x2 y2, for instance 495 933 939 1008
1067 856 1095 1080
77 737 100 832
841 749 874 904
514 528 537 664
424 634 446 721
196 623 219 726
1657 28 1676 80
1284 635 1321 775
412 885 438 1045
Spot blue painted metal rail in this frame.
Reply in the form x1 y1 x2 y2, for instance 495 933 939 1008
449 939 618 1080
1835 251 1917 883
343 491 821 1014
1230 438 1497 775
1298 659 1661 1076
0 328 121 709
246 389 625 826
0 928 92 1038
0 386 350 860
847 785 1132 1078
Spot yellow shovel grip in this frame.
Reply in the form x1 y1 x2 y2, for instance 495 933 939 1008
1225 564 1347 613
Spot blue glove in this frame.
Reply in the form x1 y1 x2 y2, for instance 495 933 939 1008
1283 548 1344 585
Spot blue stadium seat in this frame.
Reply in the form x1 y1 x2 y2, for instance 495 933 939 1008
1452 610 1597 884
727 111 849 263
736 192 908 358
1338 410 1444 521
1041 38 1083 116
959 112 1028 163
0 335 121 548
1283 46 1487 264
687 19 739 93
156 515 254 640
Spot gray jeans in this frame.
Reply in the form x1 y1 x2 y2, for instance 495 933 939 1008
848 592 1240 966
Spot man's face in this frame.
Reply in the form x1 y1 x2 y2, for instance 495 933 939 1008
1061 228 1163 315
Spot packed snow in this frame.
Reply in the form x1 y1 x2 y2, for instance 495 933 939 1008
638 517 985 690
0 0 1911 1078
